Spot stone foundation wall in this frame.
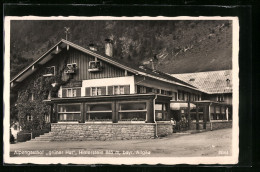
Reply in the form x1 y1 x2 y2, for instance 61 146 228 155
51 123 172 141
157 123 173 136
190 121 232 131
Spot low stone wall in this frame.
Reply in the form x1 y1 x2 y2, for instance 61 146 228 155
51 123 173 141
156 122 173 136
190 121 232 131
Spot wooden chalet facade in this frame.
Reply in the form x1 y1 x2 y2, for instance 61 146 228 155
10 39 232 141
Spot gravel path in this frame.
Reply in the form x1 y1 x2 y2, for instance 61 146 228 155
10 128 232 157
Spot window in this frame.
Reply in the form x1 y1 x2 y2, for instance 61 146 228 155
67 88 77 97
178 91 183 100
27 114 32 121
88 61 102 72
58 104 81 121
106 85 130 95
217 95 225 102
119 102 147 121
86 104 112 121
155 103 168 121
43 66 55 76
62 88 81 97
45 114 50 122
172 92 177 101
137 85 147 94
85 87 106 96
114 85 125 95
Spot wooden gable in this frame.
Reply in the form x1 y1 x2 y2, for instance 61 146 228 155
60 48 130 81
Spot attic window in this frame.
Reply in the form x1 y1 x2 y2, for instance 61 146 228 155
43 66 55 77
189 78 195 81
88 61 102 72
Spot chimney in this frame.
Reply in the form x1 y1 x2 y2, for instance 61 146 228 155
89 43 97 51
105 39 113 57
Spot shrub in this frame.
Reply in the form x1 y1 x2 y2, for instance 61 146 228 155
17 125 51 142
10 129 15 144
17 130 32 142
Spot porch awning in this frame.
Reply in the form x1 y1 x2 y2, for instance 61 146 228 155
170 102 196 110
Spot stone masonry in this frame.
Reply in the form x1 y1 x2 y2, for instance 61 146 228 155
51 123 173 141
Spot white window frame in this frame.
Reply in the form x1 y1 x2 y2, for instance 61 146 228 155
57 103 81 122
43 66 56 77
90 87 104 96
118 101 147 122
85 103 113 122
113 85 125 95
66 88 79 97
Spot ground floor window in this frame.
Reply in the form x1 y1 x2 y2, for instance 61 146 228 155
155 103 168 121
118 102 146 121
210 106 227 120
86 103 112 121
58 104 81 121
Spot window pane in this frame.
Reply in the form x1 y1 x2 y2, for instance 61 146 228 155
88 104 112 111
114 86 119 94
97 88 102 95
216 106 220 113
73 89 77 97
120 103 146 110
92 88 97 96
120 86 124 94
58 113 80 121
155 104 162 110
58 104 80 112
156 112 163 119
86 113 112 121
119 112 146 121
67 89 72 97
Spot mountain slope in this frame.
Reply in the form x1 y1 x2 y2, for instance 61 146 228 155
10 20 232 78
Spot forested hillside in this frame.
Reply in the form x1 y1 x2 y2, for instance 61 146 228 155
10 20 232 78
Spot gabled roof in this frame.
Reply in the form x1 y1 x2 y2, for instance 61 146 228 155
11 39 199 91
171 70 232 94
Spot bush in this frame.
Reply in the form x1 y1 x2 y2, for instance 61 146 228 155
17 125 51 142
17 130 32 142
10 129 15 144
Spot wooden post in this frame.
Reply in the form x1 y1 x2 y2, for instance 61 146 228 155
146 99 154 123
50 104 54 123
196 103 199 130
187 96 191 130
226 106 229 121
113 101 117 123
166 102 170 121
80 103 85 123
53 104 58 123
203 106 207 129
214 105 216 120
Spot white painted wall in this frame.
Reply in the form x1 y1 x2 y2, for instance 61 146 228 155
81 76 135 96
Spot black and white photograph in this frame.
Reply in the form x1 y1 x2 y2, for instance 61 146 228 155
4 16 239 165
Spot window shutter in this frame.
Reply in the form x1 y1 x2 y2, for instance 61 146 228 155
62 89 67 98
76 88 81 97
108 86 113 95
101 87 106 95
124 85 130 94
85 87 91 96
